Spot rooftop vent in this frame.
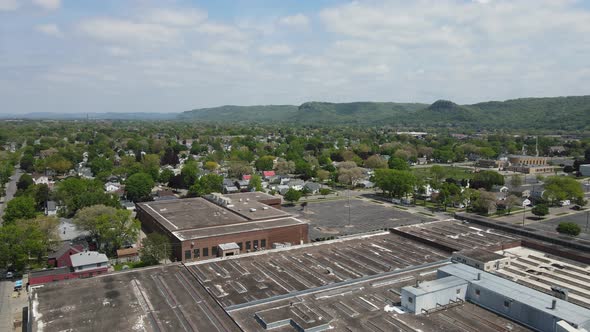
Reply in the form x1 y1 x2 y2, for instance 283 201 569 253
263 207 269 210
250 208 257 212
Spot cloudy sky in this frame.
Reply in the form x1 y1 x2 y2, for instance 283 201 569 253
1 0 590 114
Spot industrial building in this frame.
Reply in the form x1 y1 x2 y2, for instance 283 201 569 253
136 192 308 262
452 248 511 272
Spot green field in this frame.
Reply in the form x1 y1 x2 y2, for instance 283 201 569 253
412 166 475 180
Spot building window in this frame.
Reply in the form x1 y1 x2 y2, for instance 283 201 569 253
185 250 191 260
237 242 243 250
193 248 200 258
246 241 251 250
253 240 259 249
475 289 480 296
261 239 266 248
504 300 511 308
408 297 413 303
203 247 209 257
212 246 218 257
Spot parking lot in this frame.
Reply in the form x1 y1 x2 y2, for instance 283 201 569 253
530 210 590 241
283 198 435 240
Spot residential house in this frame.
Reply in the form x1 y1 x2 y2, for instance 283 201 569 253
287 179 304 191
45 201 57 216
29 251 109 285
303 182 322 194
262 170 276 179
47 244 84 268
104 181 122 193
116 247 139 263
32 173 52 186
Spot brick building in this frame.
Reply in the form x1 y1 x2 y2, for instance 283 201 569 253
136 192 308 262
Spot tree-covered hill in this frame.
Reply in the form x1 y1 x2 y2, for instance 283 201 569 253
178 95 590 130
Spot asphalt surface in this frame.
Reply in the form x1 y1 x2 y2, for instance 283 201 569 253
284 197 435 239
0 167 22 224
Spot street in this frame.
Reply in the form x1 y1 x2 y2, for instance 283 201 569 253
0 167 22 224
0 279 27 331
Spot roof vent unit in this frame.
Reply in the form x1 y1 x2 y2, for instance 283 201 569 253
249 208 257 212
263 207 269 210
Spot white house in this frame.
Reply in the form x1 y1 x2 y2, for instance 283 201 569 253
104 182 122 193
70 251 108 273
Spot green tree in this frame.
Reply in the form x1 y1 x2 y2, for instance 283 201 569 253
509 175 523 188
188 174 223 197
141 154 161 181
388 157 409 171
472 190 497 214
0 218 57 271
531 204 549 219
204 161 219 172
255 155 275 171
55 178 120 217
471 170 504 190
373 169 417 198
139 233 172 265
89 156 113 176
16 173 34 191
74 205 140 255
20 153 35 172
429 165 446 183
125 172 155 202
543 176 584 206
181 161 200 187
158 169 174 184
504 194 521 214
284 188 302 204
2 196 37 223
556 222 581 236
248 174 263 192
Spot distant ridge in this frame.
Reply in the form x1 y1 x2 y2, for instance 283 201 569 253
3 95 589 130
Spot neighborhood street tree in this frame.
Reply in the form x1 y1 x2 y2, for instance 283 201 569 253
139 233 172 265
125 172 155 202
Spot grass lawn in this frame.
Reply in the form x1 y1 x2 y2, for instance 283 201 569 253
412 166 474 180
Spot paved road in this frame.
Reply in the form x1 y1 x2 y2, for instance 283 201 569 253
0 279 26 331
0 167 22 224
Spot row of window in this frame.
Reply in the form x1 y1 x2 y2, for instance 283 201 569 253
184 239 267 260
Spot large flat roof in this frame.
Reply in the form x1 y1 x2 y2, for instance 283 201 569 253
31 264 241 332
137 197 247 231
173 217 306 240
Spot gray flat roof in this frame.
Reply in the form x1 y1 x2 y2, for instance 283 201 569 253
31 264 241 332
223 199 290 221
137 197 247 231
173 217 306 240
439 263 590 327
402 275 467 296
223 192 278 202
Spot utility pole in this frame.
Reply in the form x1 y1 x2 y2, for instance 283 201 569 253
586 210 589 232
522 206 526 227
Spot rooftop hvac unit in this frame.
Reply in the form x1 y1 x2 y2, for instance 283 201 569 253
249 208 257 212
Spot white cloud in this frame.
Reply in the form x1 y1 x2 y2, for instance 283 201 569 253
36 23 62 37
79 18 177 45
196 22 246 40
259 44 292 56
32 0 60 10
144 8 207 26
278 13 310 29
105 46 130 57
0 0 18 11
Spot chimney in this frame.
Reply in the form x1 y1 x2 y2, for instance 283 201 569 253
551 299 557 310
415 280 421 288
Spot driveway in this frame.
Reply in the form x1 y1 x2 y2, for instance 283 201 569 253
0 167 22 224
0 278 27 331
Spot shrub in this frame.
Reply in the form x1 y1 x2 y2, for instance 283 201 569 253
556 222 581 236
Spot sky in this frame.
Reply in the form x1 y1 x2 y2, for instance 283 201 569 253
1 0 590 114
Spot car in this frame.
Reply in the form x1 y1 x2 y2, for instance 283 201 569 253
5 271 14 279
572 205 582 211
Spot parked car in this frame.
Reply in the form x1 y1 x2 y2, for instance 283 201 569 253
5 271 14 279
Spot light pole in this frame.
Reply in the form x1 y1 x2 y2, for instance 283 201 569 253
522 205 526 227
586 211 589 232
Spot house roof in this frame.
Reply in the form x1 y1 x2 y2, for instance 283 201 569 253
48 243 83 259
116 247 138 257
70 251 108 267
263 170 276 177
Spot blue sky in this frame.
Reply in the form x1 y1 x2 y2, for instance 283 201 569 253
1 0 590 114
